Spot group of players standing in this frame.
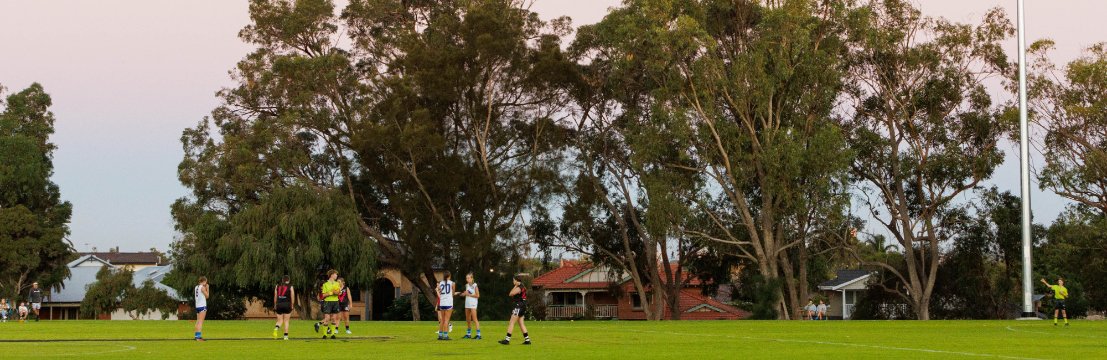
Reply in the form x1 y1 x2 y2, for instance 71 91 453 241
190 269 532 345
433 271 531 345
312 270 353 340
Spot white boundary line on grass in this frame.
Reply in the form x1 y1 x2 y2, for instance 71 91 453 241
565 326 1045 360
28 343 137 357
1005 325 1107 340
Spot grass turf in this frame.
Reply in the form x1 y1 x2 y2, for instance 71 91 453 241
0 319 1103 359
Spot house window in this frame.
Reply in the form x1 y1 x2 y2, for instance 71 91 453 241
631 293 651 310
350 288 362 302
552 292 580 306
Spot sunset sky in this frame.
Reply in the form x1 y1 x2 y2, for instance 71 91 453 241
1 0 1103 252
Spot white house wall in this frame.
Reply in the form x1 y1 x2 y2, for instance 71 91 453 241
109 309 178 320
841 280 870 291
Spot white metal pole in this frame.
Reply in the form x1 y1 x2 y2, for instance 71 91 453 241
1017 0 1035 318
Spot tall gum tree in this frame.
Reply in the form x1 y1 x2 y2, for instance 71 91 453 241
171 0 574 307
1025 41 1107 214
840 0 1013 320
569 0 854 319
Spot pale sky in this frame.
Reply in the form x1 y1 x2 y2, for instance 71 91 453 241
0 1 1103 252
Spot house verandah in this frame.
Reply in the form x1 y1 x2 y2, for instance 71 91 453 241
544 287 620 320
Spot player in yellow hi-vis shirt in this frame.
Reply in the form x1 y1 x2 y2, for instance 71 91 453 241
317 270 342 339
1040 278 1069 326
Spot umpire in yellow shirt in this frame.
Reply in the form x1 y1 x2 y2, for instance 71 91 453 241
1040 278 1069 326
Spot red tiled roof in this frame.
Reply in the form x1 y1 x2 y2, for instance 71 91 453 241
542 281 613 290
533 261 603 289
618 288 749 320
535 261 710 290
678 289 747 319
81 252 161 265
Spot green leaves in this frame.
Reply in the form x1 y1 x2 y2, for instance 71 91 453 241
840 0 1013 320
1027 43 1107 213
0 84 72 301
80 267 177 320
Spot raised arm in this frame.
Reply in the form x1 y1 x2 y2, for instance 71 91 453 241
1040 278 1051 287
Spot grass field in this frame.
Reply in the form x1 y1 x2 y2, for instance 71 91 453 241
0 319 1104 359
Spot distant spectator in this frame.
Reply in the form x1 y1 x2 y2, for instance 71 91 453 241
18 302 28 322
804 301 816 320
816 300 828 320
0 299 9 322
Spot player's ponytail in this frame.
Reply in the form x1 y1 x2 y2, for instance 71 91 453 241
443 271 452 281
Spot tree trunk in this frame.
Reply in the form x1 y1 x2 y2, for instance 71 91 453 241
798 230 810 317
295 292 313 320
661 241 682 320
916 298 930 320
779 253 799 320
411 288 421 321
363 289 371 321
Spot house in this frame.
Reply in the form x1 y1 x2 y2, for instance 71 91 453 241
817 269 874 320
79 251 163 270
39 255 111 319
532 260 749 320
40 254 185 320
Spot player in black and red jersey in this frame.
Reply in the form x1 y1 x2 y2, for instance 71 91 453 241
338 278 352 334
272 275 295 340
499 275 531 345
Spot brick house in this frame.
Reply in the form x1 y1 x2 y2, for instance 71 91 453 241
533 260 749 320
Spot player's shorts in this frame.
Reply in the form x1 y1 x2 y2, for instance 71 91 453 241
275 304 292 315
438 305 453 311
1055 299 1067 311
464 301 478 310
196 306 207 313
510 302 527 317
31 303 41 311
322 301 340 314
340 302 351 312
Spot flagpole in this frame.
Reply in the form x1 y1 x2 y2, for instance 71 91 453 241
1017 0 1036 319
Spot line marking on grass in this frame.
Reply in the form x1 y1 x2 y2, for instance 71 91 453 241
597 325 1036 356
1005 326 1107 340
25 343 137 357
0 336 393 343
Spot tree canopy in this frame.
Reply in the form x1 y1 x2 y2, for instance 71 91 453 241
0 83 73 302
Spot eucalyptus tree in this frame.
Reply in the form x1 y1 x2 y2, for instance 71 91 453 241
568 0 854 319
171 0 575 307
840 0 1013 319
0 83 73 302
1025 42 1107 214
